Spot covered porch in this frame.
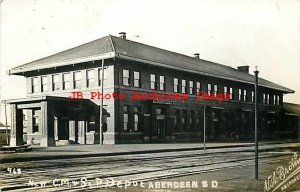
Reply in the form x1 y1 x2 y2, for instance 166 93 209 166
7 96 104 147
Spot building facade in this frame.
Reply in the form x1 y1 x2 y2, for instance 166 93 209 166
7 34 296 147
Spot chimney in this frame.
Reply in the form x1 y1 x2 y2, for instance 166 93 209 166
194 53 200 59
119 32 126 39
237 66 249 74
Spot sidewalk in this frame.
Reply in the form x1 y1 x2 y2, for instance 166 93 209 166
1 142 299 163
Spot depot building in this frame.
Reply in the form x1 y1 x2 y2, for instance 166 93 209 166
7 33 297 147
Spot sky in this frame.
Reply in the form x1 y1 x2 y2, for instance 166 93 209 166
0 0 299 124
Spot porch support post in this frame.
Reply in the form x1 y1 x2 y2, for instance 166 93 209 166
10 104 23 146
40 101 56 147
78 121 86 144
26 110 33 144
69 120 76 141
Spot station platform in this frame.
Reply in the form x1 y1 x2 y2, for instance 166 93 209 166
1 142 299 163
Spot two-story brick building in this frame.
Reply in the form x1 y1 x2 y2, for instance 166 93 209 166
7 33 295 147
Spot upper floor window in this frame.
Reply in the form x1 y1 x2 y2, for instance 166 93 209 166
273 95 276 105
150 74 156 90
196 82 201 94
86 70 95 88
32 77 38 93
52 74 60 91
230 87 233 99
189 81 193 94
73 72 81 89
224 86 228 94
122 69 130 86
251 91 254 102
98 68 107 86
174 78 179 93
263 94 266 103
159 76 165 91
181 79 186 93
277 95 280 105
267 94 270 104
214 85 218 97
63 73 70 90
208 84 212 95
41 76 48 92
238 89 242 101
243 90 247 101
134 71 140 87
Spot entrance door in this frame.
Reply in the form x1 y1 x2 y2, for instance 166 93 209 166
156 115 166 142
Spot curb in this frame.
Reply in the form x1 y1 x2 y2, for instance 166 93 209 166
1 144 253 163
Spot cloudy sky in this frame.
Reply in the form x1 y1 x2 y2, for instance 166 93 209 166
0 0 299 122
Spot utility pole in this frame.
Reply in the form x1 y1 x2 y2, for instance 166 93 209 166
99 59 104 145
254 66 259 180
4 101 8 145
203 105 206 151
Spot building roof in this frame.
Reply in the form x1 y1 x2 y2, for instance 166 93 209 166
283 102 300 116
9 35 294 93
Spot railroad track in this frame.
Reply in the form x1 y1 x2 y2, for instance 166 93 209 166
0 151 292 191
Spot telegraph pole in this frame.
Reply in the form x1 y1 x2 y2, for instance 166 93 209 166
4 101 8 145
203 105 206 151
99 59 104 145
254 67 259 180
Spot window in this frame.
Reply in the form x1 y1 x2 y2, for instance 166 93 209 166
175 109 180 131
263 94 266 103
267 94 270 104
174 78 179 93
251 91 254 102
32 77 38 93
238 89 242 101
73 72 81 89
133 106 140 131
224 86 228 94
181 80 186 93
190 111 195 130
243 90 247 101
98 68 106 86
150 74 156 89
182 110 187 127
189 81 193 94
86 70 95 87
123 106 129 131
134 71 140 87
52 74 60 91
214 85 218 97
196 82 201 94
277 95 280 105
134 114 139 131
273 95 276 105
230 87 233 99
159 76 165 91
208 84 212 95
33 110 39 133
122 69 130 86
41 76 48 92
62 73 70 90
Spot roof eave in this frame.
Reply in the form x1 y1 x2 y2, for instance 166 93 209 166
9 52 116 75
116 53 294 94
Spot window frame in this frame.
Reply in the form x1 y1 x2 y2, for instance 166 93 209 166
73 71 81 89
41 76 48 92
150 74 156 90
122 69 130 86
86 69 95 88
62 73 71 90
173 78 179 93
133 71 140 88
